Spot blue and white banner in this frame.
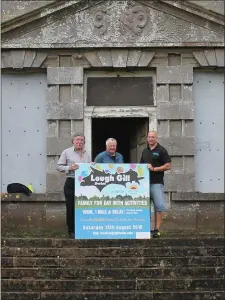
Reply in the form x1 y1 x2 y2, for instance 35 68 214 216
74 163 150 239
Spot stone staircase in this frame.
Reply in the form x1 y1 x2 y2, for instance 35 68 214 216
1 236 225 300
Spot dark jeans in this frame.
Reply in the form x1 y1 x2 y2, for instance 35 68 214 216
64 177 75 234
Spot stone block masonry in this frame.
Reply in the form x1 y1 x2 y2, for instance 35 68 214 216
1 47 224 215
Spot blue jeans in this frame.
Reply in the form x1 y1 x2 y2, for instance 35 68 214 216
150 184 166 212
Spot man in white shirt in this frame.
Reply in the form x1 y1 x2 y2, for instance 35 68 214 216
57 133 91 238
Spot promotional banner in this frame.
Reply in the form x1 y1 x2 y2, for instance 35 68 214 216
74 163 150 239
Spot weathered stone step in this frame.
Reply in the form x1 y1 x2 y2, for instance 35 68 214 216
2 256 224 268
2 266 224 279
2 237 224 248
1 246 224 257
2 278 225 292
1 291 225 300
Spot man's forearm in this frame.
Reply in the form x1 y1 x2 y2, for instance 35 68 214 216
154 164 170 172
56 165 70 173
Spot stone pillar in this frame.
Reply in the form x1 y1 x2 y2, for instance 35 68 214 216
46 65 84 192
156 59 195 194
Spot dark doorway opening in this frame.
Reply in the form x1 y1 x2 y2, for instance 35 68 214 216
92 117 149 163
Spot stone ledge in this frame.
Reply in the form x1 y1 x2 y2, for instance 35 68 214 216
2 192 224 203
1 279 224 293
1 193 65 202
9 292 225 300
2 237 224 247
1 293 40 300
172 192 225 201
2 246 223 258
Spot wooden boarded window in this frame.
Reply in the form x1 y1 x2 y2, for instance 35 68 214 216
87 77 153 106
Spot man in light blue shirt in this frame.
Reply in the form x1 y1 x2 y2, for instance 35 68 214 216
94 138 124 163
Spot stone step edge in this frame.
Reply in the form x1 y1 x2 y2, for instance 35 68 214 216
2 246 224 250
2 249 224 258
2 266 224 270
2 255 225 258
2 243 224 248
2 278 225 282
2 291 225 299
2 291 225 294
2 268 224 278
2 238 224 247
2 237 224 241
2 291 225 298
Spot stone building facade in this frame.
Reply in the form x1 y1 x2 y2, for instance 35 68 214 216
1 0 224 232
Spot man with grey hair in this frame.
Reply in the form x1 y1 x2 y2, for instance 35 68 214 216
94 138 124 163
57 133 91 238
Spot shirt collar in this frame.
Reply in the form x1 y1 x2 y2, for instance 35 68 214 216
148 143 159 151
106 151 116 157
73 147 86 153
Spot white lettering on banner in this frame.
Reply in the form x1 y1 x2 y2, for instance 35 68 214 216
116 225 132 230
125 200 147 206
99 231 133 235
116 175 130 181
106 225 115 229
78 201 93 206
113 201 123 205
97 210 108 214
83 210 93 214
91 174 114 183
104 201 111 205
83 225 104 230
133 225 143 229
112 210 124 214
90 174 131 183
94 201 102 205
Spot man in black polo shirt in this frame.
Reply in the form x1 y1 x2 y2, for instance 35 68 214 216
140 131 171 238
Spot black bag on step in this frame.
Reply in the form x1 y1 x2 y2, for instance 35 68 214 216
7 183 32 196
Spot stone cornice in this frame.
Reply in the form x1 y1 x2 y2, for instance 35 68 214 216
1 0 224 49
160 0 225 26
2 0 224 35
1 0 100 34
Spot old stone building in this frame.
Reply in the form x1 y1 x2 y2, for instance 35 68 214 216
1 0 224 232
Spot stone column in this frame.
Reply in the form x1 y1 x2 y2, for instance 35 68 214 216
46 66 84 192
156 56 195 193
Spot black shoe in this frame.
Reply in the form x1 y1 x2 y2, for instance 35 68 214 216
68 232 75 239
152 229 161 238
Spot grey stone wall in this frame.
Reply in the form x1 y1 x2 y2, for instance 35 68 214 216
45 49 156 192
1 47 225 198
1 193 224 233
1 0 224 233
45 49 196 194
